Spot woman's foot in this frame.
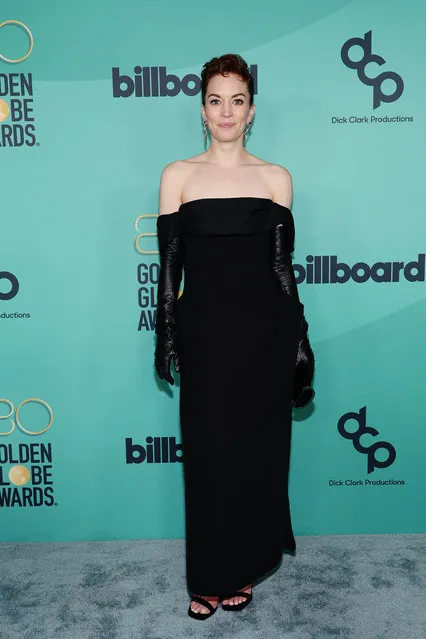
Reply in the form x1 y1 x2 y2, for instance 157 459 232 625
189 594 220 616
221 584 252 607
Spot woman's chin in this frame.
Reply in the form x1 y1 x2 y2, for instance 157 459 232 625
212 130 243 142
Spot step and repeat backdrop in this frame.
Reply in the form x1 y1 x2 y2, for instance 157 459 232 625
1 0 425 542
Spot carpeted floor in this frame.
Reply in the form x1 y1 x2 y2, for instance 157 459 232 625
0 534 425 639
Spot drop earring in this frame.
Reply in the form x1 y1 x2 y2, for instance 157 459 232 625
244 121 252 145
202 119 208 148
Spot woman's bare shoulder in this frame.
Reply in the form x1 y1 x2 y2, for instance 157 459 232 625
245 153 292 179
160 159 189 179
247 153 291 175
263 161 292 183
162 153 208 173
159 157 205 215
260 161 293 209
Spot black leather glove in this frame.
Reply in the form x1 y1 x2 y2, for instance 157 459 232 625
154 213 184 385
271 223 315 408
293 311 315 408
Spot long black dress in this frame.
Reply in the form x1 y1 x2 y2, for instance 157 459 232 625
170 197 301 597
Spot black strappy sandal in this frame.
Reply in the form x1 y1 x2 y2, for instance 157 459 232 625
187 595 219 620
221 588 253 611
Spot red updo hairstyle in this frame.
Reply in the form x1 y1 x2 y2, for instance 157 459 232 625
201 53 254 106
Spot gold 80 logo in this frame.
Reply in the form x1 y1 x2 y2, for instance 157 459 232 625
0 20 34 63
0 398 53 436
134 213 159 255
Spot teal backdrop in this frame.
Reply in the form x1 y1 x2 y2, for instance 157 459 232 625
0 0 425 542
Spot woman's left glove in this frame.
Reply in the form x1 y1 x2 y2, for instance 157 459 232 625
293 310 315 408
271 222 315 408
154 214 184 385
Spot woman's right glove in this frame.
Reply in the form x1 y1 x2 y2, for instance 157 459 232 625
154 213 184 385
271 222 315 408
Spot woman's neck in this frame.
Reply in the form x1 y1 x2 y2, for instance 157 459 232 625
203 142 250 168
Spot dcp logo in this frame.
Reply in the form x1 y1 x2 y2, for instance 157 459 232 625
341 30 404 109
0 271 19 300
0 20 33 63
337 406 396 474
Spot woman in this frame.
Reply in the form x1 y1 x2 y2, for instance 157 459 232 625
154 53 315 620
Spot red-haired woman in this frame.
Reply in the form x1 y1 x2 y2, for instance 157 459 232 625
154 53 315 620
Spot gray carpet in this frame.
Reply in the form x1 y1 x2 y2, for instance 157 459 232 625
0 534 425 639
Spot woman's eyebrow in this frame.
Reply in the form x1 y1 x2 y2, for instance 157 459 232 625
207 92 246 98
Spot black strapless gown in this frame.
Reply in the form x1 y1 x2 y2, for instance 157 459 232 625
168 197 301 597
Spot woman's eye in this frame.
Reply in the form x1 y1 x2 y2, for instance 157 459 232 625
209 99 220 105
234 99 244 105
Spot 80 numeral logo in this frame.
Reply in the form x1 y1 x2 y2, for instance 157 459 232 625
0 398 53 436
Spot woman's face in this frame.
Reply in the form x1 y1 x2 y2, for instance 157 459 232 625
201 72 255 144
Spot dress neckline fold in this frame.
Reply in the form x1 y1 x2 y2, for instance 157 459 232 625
156 195 295 251
178 197 291 215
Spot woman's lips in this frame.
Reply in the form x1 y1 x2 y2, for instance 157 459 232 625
218 123 235 127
